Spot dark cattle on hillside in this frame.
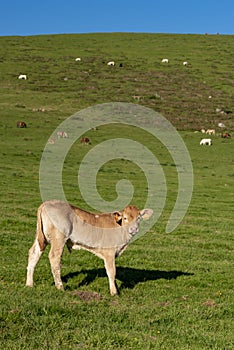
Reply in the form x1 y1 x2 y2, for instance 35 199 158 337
80 137 91 144
17 121 27 128
221 132 231 138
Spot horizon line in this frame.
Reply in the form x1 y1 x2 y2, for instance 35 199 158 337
0 31 233 38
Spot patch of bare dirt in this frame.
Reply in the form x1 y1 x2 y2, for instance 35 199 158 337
202 299 216 307
73 290 102 302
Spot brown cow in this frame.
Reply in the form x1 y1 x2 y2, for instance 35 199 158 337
80 137 91 144
26 200 153 295
221 132 231 138
17 121 27 128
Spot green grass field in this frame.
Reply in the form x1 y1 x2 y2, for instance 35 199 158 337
0 33 233 349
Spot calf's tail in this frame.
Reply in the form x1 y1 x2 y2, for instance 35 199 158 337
37 205 47 251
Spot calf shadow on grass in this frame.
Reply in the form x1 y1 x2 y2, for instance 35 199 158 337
62 267 193 292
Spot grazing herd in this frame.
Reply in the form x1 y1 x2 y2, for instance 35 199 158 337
17 56 192 84
161 58 189 66
92 58 188 67
17 123 229 148
16 124 94 146
15 53 232 295
199 124 231 146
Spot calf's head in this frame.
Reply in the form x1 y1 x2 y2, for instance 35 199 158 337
114 205 153 235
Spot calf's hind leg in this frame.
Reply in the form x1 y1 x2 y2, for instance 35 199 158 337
26 239 46 287
48 232 66 290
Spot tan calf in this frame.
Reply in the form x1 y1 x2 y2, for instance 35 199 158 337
26 200 153 295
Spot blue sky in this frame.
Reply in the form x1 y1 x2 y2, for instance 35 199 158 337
0 0 233 36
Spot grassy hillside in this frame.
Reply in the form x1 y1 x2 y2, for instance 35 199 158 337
0 33 233 349
0 33 233 131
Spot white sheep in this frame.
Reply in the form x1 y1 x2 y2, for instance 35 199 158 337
107 61 115 66
206 129 215 135
200 138 212 146
218 122 226 128
18 74 27 80
161 58 169 63
57 131 68 138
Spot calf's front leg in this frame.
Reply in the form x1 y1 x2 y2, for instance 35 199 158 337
103 254 118 296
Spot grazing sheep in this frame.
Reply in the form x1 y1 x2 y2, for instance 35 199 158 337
75 57 81 61
133 95 141 101
18 74 27 80
107 61 115 66
206 129 215 135
218 122 226 128
57 131 68 138
161 58 169 63
200 138 212 146
217 109 232 115
183 61 188 66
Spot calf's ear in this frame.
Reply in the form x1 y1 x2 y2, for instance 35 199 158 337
113 211 122 225
140 209 153 220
